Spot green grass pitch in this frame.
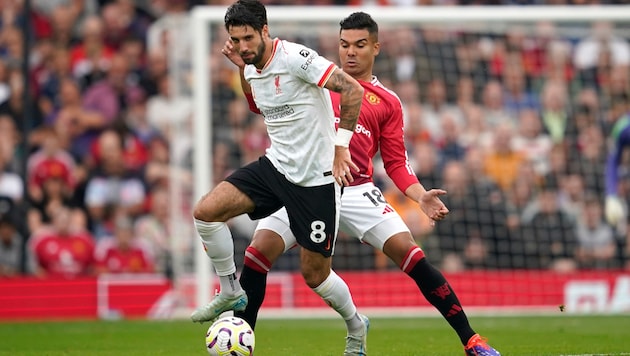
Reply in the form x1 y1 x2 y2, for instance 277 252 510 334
0 315 628 355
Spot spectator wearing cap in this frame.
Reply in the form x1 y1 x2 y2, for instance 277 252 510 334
27 128 76 200
26 136 86 235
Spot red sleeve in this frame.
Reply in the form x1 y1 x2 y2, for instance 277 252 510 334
380 100 419 193
245 93 261 114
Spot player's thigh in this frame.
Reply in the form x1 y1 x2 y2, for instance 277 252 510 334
193 181 255 222
339 183 410 249
362 216 412 253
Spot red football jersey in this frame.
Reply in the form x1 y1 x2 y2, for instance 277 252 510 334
31 232 95 278
94 239 154 274
330 77 419 193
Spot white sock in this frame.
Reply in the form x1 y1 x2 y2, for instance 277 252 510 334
312 270 363 334
194 219 242 296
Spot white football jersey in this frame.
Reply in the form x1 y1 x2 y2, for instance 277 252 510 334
244 38 337 187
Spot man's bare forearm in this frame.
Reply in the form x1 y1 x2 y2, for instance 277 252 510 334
325 69 363 131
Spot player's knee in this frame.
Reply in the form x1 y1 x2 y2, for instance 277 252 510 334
383 232 419 266
301 268 329 288
250 232 285 265
300 257 331 288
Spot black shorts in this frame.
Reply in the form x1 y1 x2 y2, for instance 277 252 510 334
225 156 339 257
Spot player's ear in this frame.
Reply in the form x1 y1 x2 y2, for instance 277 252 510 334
373 41 380 56
261 24 270 39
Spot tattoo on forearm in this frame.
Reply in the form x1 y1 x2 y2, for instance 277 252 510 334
327 71 362 131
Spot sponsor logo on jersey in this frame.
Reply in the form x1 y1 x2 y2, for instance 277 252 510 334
299 49 310 57
365 92 381 105
334 117 372 138
261 105 295 121
382 205 395 214
300 53 317 70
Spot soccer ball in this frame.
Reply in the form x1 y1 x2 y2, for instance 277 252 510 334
205 316 255 356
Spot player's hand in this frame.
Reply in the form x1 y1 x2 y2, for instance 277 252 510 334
605 195 626 225
221 39 245 68
419 189 449 226
333 146 359 186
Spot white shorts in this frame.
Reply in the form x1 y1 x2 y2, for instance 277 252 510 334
255 182 410 252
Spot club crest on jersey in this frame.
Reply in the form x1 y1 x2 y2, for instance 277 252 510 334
365 92 380 105
274 75 282 95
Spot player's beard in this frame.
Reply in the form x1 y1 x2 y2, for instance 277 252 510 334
242 40 266 66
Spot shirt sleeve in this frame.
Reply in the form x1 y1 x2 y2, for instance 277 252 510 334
380 100 419 193
286 43 336 88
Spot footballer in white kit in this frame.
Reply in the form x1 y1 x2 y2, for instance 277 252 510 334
226 38 343 257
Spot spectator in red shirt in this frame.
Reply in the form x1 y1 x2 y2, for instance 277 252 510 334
28 205 95 279
94 214 154 274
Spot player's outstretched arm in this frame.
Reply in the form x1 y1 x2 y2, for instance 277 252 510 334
324 68 363 186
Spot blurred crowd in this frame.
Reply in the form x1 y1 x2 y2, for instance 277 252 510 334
0 0 629 280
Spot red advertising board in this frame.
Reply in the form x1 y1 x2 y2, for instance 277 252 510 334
1 270 628 320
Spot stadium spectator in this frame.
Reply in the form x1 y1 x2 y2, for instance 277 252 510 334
436 112 466 166
483 121 527 192
138 48 168 98
0 65 44 137
0 136 23 204
26 151 85 235
512 108 553 176
575 193 617 270
458 105 493 150
481 80 512 127
520 177 578 272
435 160 497 270
411 141 442 192
568 124 608 196
146 74 192 145
573 22 630 89
83 129 146 238
539 80 570 144
0 206 25 277
94 214 154 274
421 78 464 142
47 5 79 48
35 45 73 118
82 53 140 124
28 205 95 278
134 186 176 275
502 54 539 117
69 15 115 85
43 77 104 161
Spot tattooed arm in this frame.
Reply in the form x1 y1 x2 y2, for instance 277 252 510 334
324 68 363 132
323 68 363 186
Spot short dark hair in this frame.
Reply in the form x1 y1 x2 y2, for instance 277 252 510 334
339 12 378 40
224 0 268 33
